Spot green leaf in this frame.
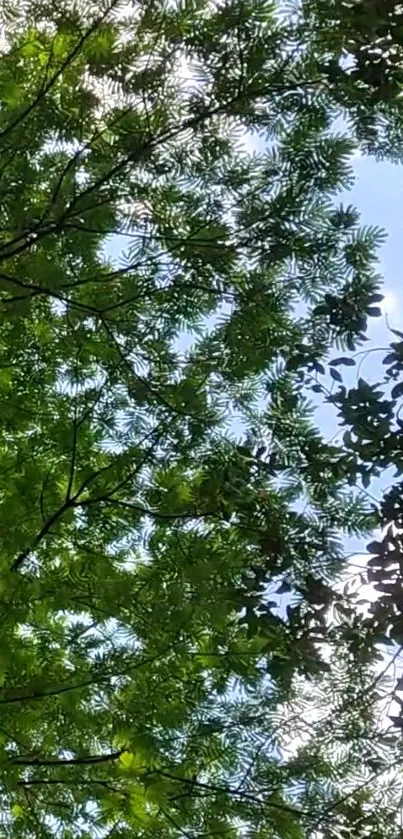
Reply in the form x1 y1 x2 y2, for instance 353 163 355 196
392 382 403 399
119 752 135 770
329 357 356 367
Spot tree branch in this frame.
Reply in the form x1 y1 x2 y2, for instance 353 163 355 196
76 495 216 522
149 770 304 816
10 498 73 572
12 749 125 767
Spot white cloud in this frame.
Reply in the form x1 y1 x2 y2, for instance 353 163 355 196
381 290 400 316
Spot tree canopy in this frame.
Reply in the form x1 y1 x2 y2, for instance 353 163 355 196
0 0 403 836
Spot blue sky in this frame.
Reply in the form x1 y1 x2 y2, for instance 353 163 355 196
349 153 402 332
308 153 403 556
308 153 403 448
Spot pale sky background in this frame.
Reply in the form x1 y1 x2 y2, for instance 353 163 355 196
350 153 402 329
311 152 403 617
312 151 402 438
324 153 402 548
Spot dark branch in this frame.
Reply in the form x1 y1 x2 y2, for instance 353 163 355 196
149 770 304 816
12 749 125 767
76 495 216 522
10 499 73 572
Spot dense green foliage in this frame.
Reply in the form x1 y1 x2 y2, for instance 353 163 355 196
0 0 402 836
304 0 403 157
326 326 403 654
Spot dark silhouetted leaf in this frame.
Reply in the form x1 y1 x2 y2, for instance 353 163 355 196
392 382 403 400
329 357 356 367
